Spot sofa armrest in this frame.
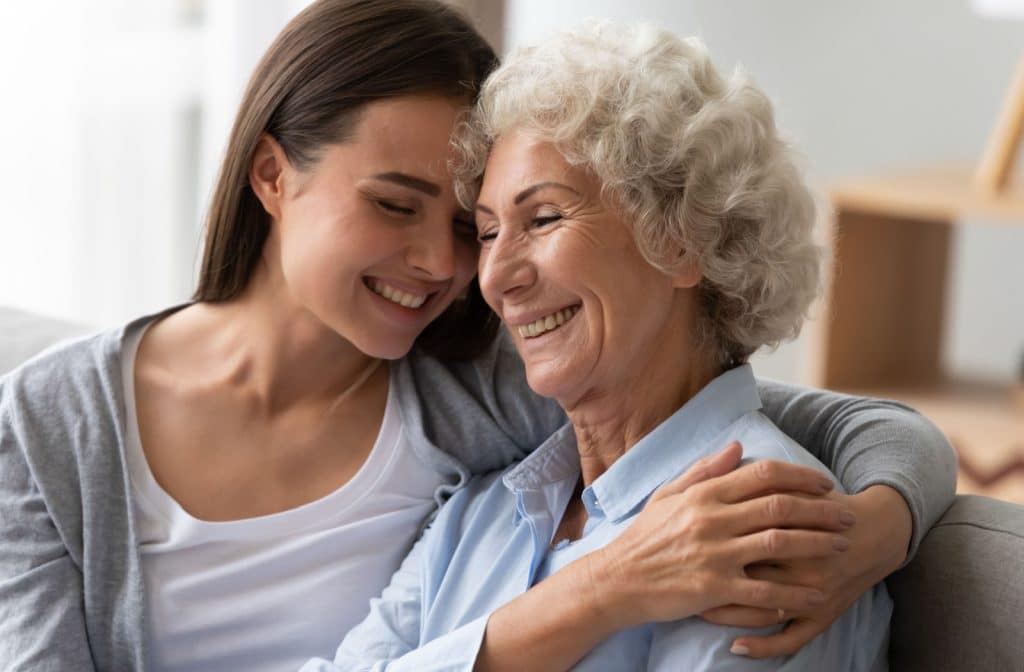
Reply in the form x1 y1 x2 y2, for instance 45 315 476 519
888 494 1024 671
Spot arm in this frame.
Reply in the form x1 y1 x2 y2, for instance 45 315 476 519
311 444 852 672
0 382 95 671
718 381 955 659
756 379 957 562
300 526 492 672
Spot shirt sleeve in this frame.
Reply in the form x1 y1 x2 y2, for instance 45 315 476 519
298 519 489 672
0 380 95 671
755 378 957 565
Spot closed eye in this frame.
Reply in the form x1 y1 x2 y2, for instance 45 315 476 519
376 199 416 216
533 214 562 227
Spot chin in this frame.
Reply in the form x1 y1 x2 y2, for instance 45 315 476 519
524 365 575 404
360 337 417 361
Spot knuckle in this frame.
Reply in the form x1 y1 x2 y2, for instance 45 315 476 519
688 482 713 504
754 460 775 481
749 582 771 604
762 529 781 555
767 494 791 521
688 514 712 538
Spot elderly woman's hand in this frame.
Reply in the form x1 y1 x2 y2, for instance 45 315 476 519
700 484 911 658
588 442 857 631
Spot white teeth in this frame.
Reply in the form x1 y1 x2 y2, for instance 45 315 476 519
369 279 428 309
517 305 580 339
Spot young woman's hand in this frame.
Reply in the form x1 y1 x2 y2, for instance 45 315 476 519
586 442 858 632
701 484 911 658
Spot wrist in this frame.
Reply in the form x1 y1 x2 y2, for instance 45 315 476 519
579 547 642 634
852 485 912 576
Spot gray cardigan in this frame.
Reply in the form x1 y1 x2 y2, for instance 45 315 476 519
0 310 957 671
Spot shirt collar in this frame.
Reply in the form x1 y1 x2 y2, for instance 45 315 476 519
502 421 579 493
587 364 762 522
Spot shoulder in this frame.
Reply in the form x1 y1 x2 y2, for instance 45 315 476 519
398 330 565 474
2 326 121 430
725 411 843 489
1 312 158 483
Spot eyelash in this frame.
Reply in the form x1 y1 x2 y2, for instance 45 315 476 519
376 199 416 216
477 214 562 243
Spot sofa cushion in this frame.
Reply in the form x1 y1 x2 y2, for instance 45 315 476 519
888 494 1024 670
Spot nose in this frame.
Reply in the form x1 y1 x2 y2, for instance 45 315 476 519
478 230 536 306
406 216 457 280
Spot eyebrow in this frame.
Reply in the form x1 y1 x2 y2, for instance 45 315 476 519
475 181 582 215
372 172 441 197
514 182 580 204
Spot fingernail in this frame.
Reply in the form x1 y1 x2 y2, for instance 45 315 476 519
819 478 834 493
834 536 850 551
840 510 857 527
730 643 750 656
809 590 826 605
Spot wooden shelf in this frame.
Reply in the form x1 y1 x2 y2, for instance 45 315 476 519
815 166 1024 502
829 166 1024 223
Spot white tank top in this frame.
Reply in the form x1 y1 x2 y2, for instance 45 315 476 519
121 324 445 671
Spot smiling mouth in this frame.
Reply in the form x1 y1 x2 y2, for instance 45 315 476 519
518 305 581 339
366 278 431 309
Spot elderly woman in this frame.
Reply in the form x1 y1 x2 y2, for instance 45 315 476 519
305 22 891 671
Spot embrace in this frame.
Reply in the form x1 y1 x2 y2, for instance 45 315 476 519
0 2 954 671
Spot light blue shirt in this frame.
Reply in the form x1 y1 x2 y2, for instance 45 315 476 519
302 365 892 671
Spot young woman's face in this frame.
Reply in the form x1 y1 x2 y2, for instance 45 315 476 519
270 95 479 359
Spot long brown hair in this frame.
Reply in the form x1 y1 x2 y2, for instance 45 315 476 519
194 0 499 359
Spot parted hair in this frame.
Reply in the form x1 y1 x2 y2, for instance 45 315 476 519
453 22 824 367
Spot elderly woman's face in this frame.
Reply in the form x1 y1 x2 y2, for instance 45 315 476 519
476 134 696 404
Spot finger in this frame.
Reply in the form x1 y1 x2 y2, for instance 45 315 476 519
729 579 825 613
712 460 834 504
728 493 856 535
649 441 742 502
736 529 849 566
701 605 784 628
731 618 826 659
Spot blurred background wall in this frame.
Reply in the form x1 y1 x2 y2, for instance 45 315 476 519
0 0 1020 386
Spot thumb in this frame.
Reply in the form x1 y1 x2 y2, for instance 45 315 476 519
649 441 743 502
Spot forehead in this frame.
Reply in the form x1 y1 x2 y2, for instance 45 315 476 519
480 132 593 202
345 95 466 180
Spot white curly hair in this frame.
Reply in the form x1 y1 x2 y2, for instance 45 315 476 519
453 21 824 368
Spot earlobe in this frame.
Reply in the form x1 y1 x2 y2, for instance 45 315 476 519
671 250 703 289
249 134 289 220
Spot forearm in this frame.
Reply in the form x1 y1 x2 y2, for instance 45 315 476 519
476 550 627 672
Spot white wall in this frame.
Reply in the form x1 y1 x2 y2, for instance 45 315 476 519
505 0 1024 383
0 0 313 330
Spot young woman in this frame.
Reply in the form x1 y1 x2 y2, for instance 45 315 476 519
0 1 955 670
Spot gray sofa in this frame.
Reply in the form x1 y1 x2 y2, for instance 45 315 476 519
2 307 1022 670
889 494 1024 670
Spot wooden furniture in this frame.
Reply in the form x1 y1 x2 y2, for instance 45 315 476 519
975 55 1024 193
812 167 1024 502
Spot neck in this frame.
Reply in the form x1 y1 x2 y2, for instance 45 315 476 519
562 298 720 488
188 247 378 416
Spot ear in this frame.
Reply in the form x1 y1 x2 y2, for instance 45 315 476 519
671 251 703 289
248 134 291 220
